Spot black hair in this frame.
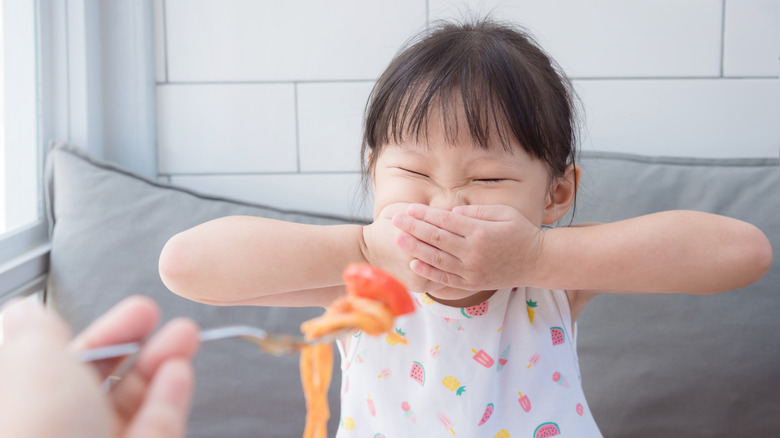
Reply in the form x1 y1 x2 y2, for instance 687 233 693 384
361 17 581 191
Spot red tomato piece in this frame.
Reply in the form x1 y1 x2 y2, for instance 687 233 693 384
343 264 415 317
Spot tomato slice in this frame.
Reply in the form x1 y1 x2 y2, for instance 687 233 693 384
343 264 415 317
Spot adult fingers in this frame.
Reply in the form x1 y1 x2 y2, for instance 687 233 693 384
70 295 160 351
69 295 160 378
109 318 199 426
124 359 194 438
133 317 200 382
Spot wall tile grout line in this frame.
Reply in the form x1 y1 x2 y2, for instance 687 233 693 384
294 82 301 173
160 79 378 86
720 0 726 78
163 171 362 178
162 0 169 83
157 77 777 86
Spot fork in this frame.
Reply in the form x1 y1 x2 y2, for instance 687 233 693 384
77 325 346 362
77 325 346 389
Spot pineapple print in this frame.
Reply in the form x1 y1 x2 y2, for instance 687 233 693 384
342 417 356 431
385 328 408 345
495 429 510 438
526 299 537 323
442 375 466 396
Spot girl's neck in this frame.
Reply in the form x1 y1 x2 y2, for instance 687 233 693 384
424 288 498 308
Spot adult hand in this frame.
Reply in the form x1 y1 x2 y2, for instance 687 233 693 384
392 204 544 291
362 202 445 293
0 295 199 438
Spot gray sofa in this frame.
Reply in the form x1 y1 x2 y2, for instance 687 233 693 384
44 143 778 437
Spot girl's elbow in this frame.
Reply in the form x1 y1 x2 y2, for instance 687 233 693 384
751 230 773 282
737 225 773 287
159 232 201 300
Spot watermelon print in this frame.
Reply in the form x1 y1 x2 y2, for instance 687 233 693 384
550 327 565 346
533 422 561 437
461 300 489 318
478 403 494 425
410 361 425 386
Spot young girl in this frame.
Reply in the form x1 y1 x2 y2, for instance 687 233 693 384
158 19 772 437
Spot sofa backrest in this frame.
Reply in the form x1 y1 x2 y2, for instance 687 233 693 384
45 143 779 437
572 152 779 436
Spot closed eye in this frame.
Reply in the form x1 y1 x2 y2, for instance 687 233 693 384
400 168 428 178
475 178 505 183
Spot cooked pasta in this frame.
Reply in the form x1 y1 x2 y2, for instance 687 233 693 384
297 264 414 438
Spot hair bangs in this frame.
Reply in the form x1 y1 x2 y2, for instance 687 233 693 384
367 40 518 154
362 18 579 182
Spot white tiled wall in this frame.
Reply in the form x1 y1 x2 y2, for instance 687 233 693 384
155 0 780 218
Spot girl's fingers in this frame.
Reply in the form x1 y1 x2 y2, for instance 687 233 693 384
395 230 462 274
409 259 465 289
393 212 465 255
406 204 473 236
451 204 517 221
125 359 194 438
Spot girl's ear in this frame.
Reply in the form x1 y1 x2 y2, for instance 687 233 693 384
542 163 581 224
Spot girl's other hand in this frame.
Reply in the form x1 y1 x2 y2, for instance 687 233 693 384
392 204 543 291
363 203 445 293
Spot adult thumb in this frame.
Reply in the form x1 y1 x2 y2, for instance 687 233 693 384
1 297 70 344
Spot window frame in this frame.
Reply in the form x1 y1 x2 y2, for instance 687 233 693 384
0 0 105 302
0 0 48 302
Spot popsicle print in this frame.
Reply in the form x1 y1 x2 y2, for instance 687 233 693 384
471 348 495 367
526 352 540 369
518 391 531 412
437 412 456 435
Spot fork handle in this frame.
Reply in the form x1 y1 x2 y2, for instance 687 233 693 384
77 325 273 363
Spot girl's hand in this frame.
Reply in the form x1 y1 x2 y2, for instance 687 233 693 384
362 203 445 293
392 204 543 291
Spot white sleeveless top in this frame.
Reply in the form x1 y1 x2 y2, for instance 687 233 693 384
335 287 602 437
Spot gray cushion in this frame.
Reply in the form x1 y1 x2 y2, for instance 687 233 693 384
572 152 779 437
44 142 361 438
44 142 779 437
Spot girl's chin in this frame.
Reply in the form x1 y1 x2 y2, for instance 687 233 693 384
422 288 497 308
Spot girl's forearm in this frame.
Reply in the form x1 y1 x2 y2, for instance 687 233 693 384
159 216 367 303
531 210 772 294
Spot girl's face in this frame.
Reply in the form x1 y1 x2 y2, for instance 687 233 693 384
371 117 555 228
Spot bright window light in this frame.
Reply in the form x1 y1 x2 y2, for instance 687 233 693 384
0 0 41 236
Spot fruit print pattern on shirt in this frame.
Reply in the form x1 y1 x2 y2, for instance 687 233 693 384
335 287 602 437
